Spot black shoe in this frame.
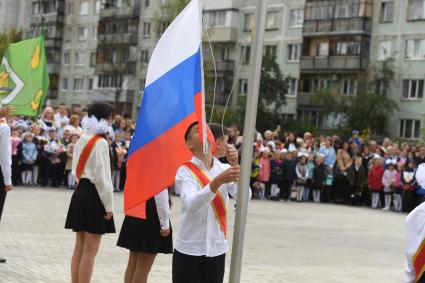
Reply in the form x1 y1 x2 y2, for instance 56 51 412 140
0 257 6 263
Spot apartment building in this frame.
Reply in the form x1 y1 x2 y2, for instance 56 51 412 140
0 0 25 32
371 0 425 141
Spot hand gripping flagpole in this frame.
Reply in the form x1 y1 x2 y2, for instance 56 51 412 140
228 0 267 282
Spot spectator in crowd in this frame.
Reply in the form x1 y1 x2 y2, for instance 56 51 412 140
54 103 69 138
280 149 296 201
312 154 326 203
382 159 398 211
258 148 271 200
269 150 283 200
37 107 56 137
319 137 336 170
348 156 367 206
295 153 308 202
10 128 21 185
401 160 417 213
20 133 38 185
335 141 353 204
64 115 83 137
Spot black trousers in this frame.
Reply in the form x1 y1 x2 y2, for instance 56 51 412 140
172 250 225 283
279 179 293 200
0 169 6 221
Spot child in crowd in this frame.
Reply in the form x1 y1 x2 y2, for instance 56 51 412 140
270 150 283 200
323 166 334 203
312 154 326 203
304 152 315 202
258 148 271 200
21 133 38 185
66 134 79 190
393 162 404 212
382 159 397 211
280 149 296 201
295 153 309 202
368 157 384 209
348 156 367 206
250 151 261 198
401 159 417 213
111 133 127 192
11 128 21 185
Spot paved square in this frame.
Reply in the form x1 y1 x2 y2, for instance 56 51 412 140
0 187 406 282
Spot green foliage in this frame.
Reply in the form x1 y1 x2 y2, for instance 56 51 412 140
0 29 22 59
153 0 190 36
312 58 398 136
256 55 289 133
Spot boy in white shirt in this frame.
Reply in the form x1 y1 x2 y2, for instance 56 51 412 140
172 122 241 283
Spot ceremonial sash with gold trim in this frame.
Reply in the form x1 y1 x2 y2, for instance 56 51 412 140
183 161 227 238
414 238 425 282
76 135 102 182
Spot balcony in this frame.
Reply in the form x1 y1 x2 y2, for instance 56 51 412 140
204 60 235 73
95 61 137 74
297 92 314 106
202 27 238 43
98 33 138 46
100 6 140 19
303 18 372 36
45 38 63 49
300 55 368 72
30 14 64 25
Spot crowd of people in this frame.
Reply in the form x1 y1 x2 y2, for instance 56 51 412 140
7 105 425 214
229 127 425 214
6 104 135 192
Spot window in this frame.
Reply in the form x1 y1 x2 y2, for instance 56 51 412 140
238 79 248 95
408 0 425 21
95 0 101 13
67 3 74 15
399 119 421 139
310 4 333 20
316 42 329 56
143 22 151 37
140 79 146 93
89 79 93 90
141 50 149 64
287 44 301 61
242 46 251 65
90 52 96 67
80 1 89 15
75 52 84 66
98 75 123 88
63 53 70 65
32 2 40 15
78 27 88 41
290 9 304 27
402 80 424 99
287 78 298 96
341 79 357 95
406 39 425 59
73 78 83 92
335 2 359 18
244 13 254 31
380 1 394 22
263 45 277 58
144 0 150 8
61 78 68 91
205 11 226 27
266 11 279 30
92 27 97 40
312 78 329 92
378 41 392 60
335 41 361 55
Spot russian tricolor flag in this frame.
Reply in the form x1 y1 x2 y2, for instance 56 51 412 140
124 0 208 218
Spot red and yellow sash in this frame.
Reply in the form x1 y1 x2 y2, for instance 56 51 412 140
184 161 227 238
76 135 102 182
414 238 425 282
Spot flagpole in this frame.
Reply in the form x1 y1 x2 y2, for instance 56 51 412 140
228 0 267 282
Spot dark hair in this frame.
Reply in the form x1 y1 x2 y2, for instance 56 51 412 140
209 123 228 141
88 103 113 121
184 122 198 141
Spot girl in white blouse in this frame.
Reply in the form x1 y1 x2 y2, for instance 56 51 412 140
65 103 115 283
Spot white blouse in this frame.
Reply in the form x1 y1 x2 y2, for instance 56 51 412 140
0 120 12 186
154 189 171 230
72 134 113 212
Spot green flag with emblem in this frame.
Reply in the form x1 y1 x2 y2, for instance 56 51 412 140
0 36 49 116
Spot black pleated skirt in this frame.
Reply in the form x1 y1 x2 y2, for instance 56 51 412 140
65 179 116 234
117 198 173 254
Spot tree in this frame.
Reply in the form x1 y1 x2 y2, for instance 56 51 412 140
255 55 289 133
312 58 398 136
0 29 22 59
153 0 190 35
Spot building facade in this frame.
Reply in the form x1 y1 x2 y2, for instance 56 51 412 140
58 0 100 108
237 0 304 124
0 0 25 32
371 0 425 141
297 0 373 129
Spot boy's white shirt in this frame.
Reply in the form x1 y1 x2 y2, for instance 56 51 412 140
405 202 425 283
174 156 251 257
